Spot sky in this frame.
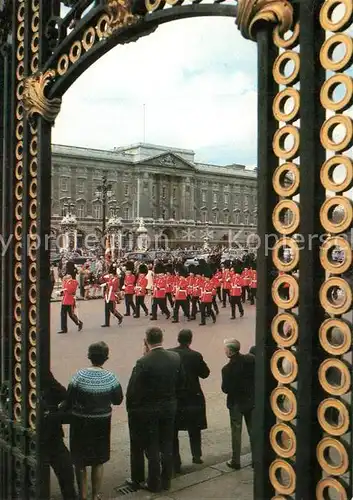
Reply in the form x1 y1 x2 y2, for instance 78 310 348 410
52 4 258 167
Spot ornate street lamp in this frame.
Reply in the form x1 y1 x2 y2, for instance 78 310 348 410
60 199 77 250
95 174 113 235
106 205 123 257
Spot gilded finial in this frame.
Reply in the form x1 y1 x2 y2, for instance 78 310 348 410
22 70 62 123
105 0 140 35
236 0 294 41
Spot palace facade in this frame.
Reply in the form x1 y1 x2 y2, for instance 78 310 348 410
51 142 257 250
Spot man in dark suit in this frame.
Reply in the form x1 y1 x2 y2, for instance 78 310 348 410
41 371 77 500
126 327 185 493
221 338 255 470
169 329 210 472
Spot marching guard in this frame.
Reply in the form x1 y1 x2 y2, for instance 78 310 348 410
199 267 216 326
57 272 83 334
101 265 123 327
124 261 137 316
249 268 257 305
229 273 244 319
134 264 149 318
150 263 170 320
172 265 190 323
222 263 231 307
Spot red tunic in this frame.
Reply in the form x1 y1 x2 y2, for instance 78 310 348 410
166 274 175 294
135 274 147 296
175 276 188 300
230 275 242 297
210 276 218 296
214 271 222 287
62 278 78 306
250 270 257 289
105 276 119 302
153 275 167 299
241 269 251 286
200 281 214 303
187 275 195 296
124 273 136 294
192 276 203 298
222 270 231 290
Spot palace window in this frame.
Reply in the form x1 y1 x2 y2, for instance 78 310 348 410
244 195 249 207
213 211 218 223
162 186 166 199
213 192 217 204
162 209 166 220
202 211 207 223
224 213 229 224
224 192 229 205
93 204 101 220
124 207 129 219
77 178 85 193
77 203 85 218
124 184 129 196
172 210 176 219
173 187 177 199
60 177 68 191
234 212 240 224
244 213 249 225
202 190 206 203
152 185 156 197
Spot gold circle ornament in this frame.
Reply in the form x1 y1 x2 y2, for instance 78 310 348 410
270 386 297 421
317 437 349 476
320 33 353 72
320 115 353 153
29 389 37 410
29 368 36 388
14 382 22 402
271 312 298 347
82 27 96 51
31 33 39 53
269 459 296 495
316 478 348 500
29 200 37 220
17 22 25 42
29 158 37 177
320 236 352 274
17 4 25 22
14 242 22 261
14 221 22 241
15 122 23 141
14 364 21 382
15 202 22 222
272 274 299 309
320 155 353 192
319 317 352 355
273 162 300 197
14 403 22 422
320 74 353 113
29 327 36 347
29 179 37 199
96 14 110 38
29 410 36 430
273 51 300 86
320 0 353 32
318 357 351 396
29 347 37 368
145 0 165 12
270 423 296 458
16 41 24 61
16 103 24 120
273 88 300 123
272 237 300 272
273 125 300 160
318 397 350 436
271 349 298 384
320 196 353 234
29 285 37 304
57 54 69 76
69 41 82 63
319 277 352 315
273 22 300 49
272 199 300 235
16 82 24 100
31 12 40 32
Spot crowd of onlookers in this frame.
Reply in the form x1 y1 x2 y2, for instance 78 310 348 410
44 327 255 500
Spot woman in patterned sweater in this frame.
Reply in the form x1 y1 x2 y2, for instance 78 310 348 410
65 341 123 500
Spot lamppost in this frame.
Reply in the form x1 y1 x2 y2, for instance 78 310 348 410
60 199 77 251
106 205 123 258
95 174 113 235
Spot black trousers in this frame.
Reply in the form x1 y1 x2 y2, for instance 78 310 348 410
217 287 221 301
173 300 189 321
173 428 202 467
190 297 199 319
151 298 170 319
144 408 176 492
128 412 145 484
212 296 219 314
166 292 174 308
241 286 249 303
200 302 215 324
61 305 79 332
125 294 136 315
104 301 122 325
230 296 244 318
222 289 230 307
135 296 148 317
44 437 77 500
249 288 256 304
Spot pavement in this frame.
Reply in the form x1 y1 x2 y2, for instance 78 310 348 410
49 296 256 499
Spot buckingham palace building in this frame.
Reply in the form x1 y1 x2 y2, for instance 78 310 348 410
51 142 257 251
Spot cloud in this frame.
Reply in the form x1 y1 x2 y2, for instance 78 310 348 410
52 14 258 166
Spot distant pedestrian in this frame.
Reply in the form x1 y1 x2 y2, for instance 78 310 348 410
221 338 255 470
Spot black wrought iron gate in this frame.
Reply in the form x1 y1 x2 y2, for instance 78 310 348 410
1 0 353 499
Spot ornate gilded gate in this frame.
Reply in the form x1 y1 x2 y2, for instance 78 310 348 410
0 0 352 498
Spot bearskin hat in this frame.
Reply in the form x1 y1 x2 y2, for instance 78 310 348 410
139 264 148 275
194 265 201 275
109 264 117 275
209 262 217 276
223 260 231 269
154 262 165 274
125 261 134 272
165 264 174 274
202 265 212 279
66 261 77 279
188 264 196 275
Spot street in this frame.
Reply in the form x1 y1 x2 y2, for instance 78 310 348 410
50 297 256 499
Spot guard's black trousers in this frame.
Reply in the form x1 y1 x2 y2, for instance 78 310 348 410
212 296 219 314
190 297 199 319
135 295 148 317
230 296 244 318
151 298 170 319
61 305 79 332
173 300 190 321
125 294 136 315
249 288 256 305
104 301 122 325
200 302 216 324
222 289 230 307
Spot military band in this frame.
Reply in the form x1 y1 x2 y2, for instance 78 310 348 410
57 260 257 332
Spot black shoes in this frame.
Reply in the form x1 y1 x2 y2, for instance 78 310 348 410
101 324 109 328
78 321 83 331
192 457 204 464
226 460 241 470
57 330 67 334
